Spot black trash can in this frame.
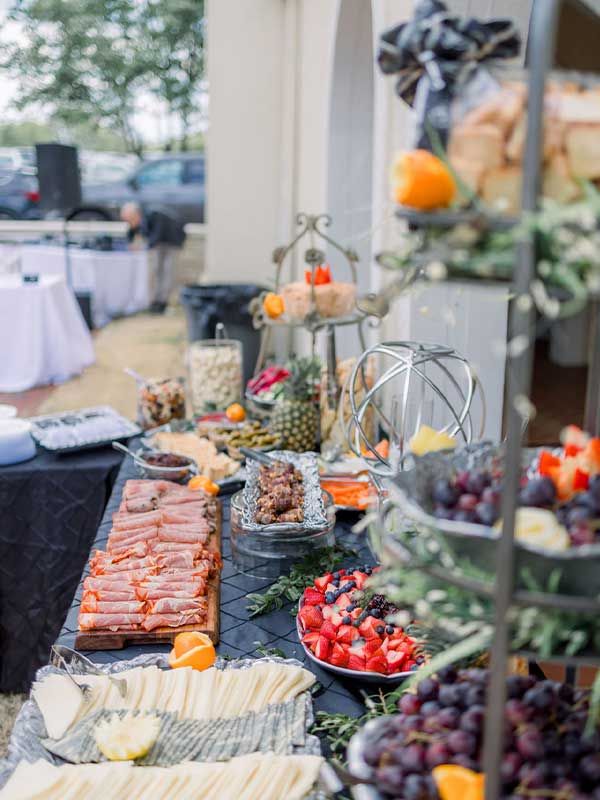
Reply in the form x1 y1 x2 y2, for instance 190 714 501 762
180 283 266 384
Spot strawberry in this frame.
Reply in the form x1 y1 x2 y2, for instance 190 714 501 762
348 653 366 671
336 624 360 645
336 593 352 610
574 468 590 491
314 573 332 592
366 655 388 674
538 450 561 476
322 605 337 620
350 608 363 620
380 638 389 655
329 643 349 668
352 571 369 590
303 588 325 606
364 639 384 658
358 618 379 640
302 631 320 650
314 635 331 662
330 612 343 627
320 620 338 641
298 605 323 630
404 659 416 670
386 650 406 672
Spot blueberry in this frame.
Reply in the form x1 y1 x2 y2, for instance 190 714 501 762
386 625 395 634
342 615 351 625
365 567 373 575
376 625 385 635
371 608 382 618
333 571 341 578
346 603 355 612
324 592 335 604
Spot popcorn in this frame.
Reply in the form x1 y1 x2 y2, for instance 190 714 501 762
189 341 242 413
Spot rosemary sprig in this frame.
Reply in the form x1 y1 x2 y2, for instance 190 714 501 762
246 544 357 618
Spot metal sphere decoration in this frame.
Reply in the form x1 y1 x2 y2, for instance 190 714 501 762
344 341 484 477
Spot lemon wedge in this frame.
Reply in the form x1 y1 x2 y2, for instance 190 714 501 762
95 713 160 761
409 425 457 456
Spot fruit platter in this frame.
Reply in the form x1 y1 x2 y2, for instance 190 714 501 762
389 431 600 596
346 668 600 800
297 568 425 683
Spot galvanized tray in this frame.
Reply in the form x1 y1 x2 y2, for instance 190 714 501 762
242 450 327 533
29 405 141 453
389 442 600 597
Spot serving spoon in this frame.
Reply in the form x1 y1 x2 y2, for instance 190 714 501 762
50 645 127 700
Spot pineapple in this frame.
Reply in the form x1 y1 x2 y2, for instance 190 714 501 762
271 357 320 452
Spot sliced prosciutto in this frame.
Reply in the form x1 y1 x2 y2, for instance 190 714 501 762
79 613 145 630
149 597 207 614
142 610 207 631
137 583 206 600
80 598 145 614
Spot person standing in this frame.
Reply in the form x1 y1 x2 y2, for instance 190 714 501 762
120 202 186 313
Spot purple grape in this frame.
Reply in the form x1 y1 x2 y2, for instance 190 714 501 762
465 471 490 495
438 684 461 707
505 699 532 725
432 479 459 508
416 677 439 702
523 684 556 712
459 705 485 735
426 741 452 769
401 714 424 733
519 476 556 507
447 729 477 756
455 471 470 492
437 707 461 729
589 474 600 504
518 763 547 789
458 493 479 511
398 693 421 715
465 684 486 706
454 509 476 523
475 501 499 526
437 665 458 683
568 505 591 526
500 752 522 785
580 754 600 783
482 485 501 505
399 743 426 773
451 754 479 771
376 765 405 796
403 774 431 800
516 727 544 760
570 522 595 546
506 675 535 699
363 740 385 766
420 701 441 716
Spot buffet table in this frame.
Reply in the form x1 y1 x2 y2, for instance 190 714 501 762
0 447 122 692
19 245 150 328
0 275 95 392
57 457 372 721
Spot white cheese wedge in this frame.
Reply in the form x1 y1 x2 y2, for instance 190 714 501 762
31 675 84 740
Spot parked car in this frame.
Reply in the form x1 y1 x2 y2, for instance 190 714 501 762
0 169 40 219
77 152 205 224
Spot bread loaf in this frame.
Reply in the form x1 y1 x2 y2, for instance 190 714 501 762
481 166 522 215
565 124 600 178
448 125 504 171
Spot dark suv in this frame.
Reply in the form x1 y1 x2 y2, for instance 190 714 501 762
79 152 205 224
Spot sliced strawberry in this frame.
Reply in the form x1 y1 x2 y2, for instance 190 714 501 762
303 588 325 606
298 605 323 631
574 468 590 491
386 650 406 672
314 635 331 662
347 653 366 671
329 642 349 668
404 659 416 670
314 573 332 592
350 608 363 620
326 583 337 594
336 624 360 645
336 593 352 610
330 612 343 628
380 638 389 655
565 443 582 457
358 618 380 640
366 655 388 674
586 438 600 472
320 620 338 641
302 631 320 650
563 424 588 451
352 571 369 590
364 639 384 658
322 606 336 620
538 450 561 476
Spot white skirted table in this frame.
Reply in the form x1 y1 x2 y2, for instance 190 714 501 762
19 245 150 327
0 274 95 392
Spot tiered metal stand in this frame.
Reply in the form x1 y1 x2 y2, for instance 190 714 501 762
371 1 600 797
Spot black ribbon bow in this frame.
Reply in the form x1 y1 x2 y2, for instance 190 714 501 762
378 0 521 148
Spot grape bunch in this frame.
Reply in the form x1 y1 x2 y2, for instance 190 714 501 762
432 470 503 526
359 668 600 800
556 474 600 547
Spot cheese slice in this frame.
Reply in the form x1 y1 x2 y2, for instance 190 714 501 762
31 675 84 740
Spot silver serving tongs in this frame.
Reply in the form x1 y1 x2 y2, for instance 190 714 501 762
239 446 276 466
50 645 128 700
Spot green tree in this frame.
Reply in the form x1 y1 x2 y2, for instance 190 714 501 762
3 0 204 155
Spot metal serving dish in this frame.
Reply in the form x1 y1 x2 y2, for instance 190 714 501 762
389 442 600 597
346 716 396 799
134 448 197 484
242 450 328 533
29 406 141 453
296 601 415 686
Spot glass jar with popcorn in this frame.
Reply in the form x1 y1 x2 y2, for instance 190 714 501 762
188 338 243 414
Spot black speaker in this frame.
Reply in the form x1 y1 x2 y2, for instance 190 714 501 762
35 143 82 214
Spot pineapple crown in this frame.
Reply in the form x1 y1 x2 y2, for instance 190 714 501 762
278 356 321 402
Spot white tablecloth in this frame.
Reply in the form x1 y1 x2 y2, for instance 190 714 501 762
19 245 150 327
0 275 95 392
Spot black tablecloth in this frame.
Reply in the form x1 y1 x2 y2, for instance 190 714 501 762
0 447 122 692
58 458 376 722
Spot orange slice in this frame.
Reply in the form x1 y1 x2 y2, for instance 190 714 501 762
432 765 485 800
188 475 220 495
169 631 216 671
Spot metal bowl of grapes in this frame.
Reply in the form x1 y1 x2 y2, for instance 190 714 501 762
387 442 600 597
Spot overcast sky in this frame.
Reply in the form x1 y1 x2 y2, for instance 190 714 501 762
0 2 207 144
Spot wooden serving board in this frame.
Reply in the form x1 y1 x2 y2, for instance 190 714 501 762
75 505 221 651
